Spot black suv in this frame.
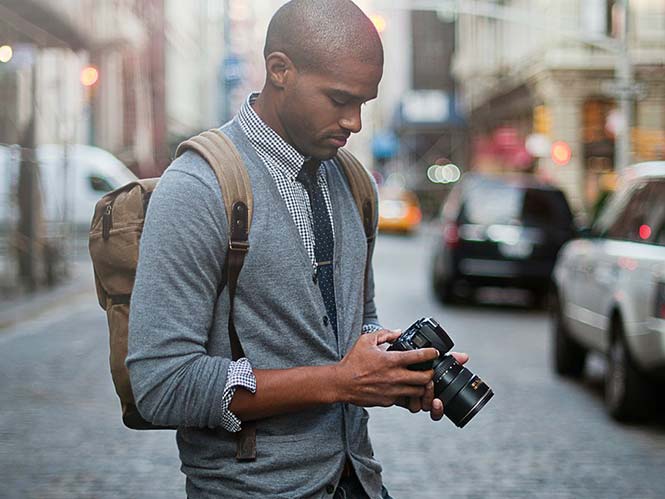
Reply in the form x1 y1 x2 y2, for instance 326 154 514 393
431 174 576 304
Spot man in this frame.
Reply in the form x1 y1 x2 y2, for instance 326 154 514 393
127 1 467 497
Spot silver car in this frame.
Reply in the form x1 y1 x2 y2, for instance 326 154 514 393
551 162 665 421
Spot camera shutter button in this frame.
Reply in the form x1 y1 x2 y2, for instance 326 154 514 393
323 315 329 327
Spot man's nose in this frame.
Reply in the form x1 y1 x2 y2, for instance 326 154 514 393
339 107 362 134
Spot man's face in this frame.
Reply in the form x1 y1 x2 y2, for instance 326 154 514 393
277 58 383 160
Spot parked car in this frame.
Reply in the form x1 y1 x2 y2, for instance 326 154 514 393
551 162 665 421
378 186 422 234
431 173 576 304
0 144 137 231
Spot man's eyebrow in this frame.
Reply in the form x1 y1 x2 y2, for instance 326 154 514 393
328 88 376 102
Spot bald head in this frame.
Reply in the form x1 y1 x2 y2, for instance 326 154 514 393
264 0 384 73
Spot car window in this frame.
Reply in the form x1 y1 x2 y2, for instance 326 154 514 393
459 182 572 228
607 181 651 242
89 175 116 193
645 181 665 247
521 188 573 229
460 183 521 225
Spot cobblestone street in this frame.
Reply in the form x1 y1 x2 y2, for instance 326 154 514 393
1 232 665 498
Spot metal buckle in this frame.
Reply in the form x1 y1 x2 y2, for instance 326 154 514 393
229 240 250 252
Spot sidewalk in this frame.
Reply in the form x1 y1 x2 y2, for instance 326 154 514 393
0 259 95 330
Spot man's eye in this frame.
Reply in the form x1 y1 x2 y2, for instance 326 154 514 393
330 97 346 107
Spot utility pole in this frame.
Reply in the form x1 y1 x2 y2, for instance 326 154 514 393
17 62 40 291
615 0 634 171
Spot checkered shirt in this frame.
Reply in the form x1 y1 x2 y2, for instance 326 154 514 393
219 93 380 432
239 92 335 262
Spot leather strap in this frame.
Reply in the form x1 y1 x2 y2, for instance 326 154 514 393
177 130 256 461
335 149 378 309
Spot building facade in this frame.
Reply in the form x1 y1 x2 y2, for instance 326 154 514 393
453 0 665 212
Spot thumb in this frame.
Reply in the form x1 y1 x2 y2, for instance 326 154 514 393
375 328 402 345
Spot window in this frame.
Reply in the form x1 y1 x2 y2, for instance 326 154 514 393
643 181 665 247
89 175 115 193
607 181 653 242
521 189 574 229
460 182 573 229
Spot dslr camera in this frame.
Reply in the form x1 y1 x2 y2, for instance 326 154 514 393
388 317 493 428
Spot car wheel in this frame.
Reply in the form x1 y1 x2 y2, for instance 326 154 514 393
551 292 586 378
431 253 456 304
434 278 456 304
531 289 549 310
605 321 649 422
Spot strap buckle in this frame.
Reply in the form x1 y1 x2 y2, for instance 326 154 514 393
229 240 250 252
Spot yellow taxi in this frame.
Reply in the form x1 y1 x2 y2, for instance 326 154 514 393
378 187 422 234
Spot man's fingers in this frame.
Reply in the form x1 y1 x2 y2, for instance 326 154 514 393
430 398 444 421
408 397 421 414
451 351 469 365
393 385 427 399
393 368 434 386
388 347 439 367
375 329 402 345
421 381 435 412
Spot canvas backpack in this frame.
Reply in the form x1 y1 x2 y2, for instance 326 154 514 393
88 129 377 460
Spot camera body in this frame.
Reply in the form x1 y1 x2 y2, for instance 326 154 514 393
388 317 494 428
388 317 455 370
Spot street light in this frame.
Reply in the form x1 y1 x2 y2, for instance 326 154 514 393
80 66 99 87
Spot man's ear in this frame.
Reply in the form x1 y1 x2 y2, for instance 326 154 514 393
265 52 295 90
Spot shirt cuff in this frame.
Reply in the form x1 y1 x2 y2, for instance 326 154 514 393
361 323 383 334
220 358 257 433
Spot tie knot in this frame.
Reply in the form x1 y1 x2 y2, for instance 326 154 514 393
297 159 321 191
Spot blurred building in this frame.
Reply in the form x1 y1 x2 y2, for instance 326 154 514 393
356 4 467 218
164 0 228 153
0 0 163 174
453 0 665 212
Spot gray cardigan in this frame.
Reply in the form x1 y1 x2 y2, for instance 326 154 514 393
127 119 383 498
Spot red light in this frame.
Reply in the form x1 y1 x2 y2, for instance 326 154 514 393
639 224 652 240
443 223 459 247
551 141 572 166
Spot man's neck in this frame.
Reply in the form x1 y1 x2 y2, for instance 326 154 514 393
252 91 294 149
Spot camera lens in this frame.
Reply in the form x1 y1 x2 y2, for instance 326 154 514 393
432 355 494 428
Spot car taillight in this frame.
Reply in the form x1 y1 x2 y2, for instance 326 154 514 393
443 223 459 247
406 205 422 226
655 283 665 320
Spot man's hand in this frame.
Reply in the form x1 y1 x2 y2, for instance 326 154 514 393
332 329 439 407
397 351 469 421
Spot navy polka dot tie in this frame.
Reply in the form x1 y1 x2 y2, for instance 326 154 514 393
297 159 337 338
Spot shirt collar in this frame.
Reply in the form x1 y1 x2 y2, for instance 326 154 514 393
238 93 307 179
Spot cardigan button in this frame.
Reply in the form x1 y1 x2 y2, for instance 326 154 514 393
323 315 329 327
326 484 335 494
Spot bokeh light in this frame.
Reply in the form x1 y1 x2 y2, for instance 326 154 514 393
0 45 13 63
370 14 387 33
551 141 572 166
80 66 99 87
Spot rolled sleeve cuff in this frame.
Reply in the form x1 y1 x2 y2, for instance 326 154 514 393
220 358 256 433
362 323 383 334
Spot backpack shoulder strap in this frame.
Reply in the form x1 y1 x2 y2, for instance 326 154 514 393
176 129 256 462
335 148 377 243
176 129 253 242
335 149 378 319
